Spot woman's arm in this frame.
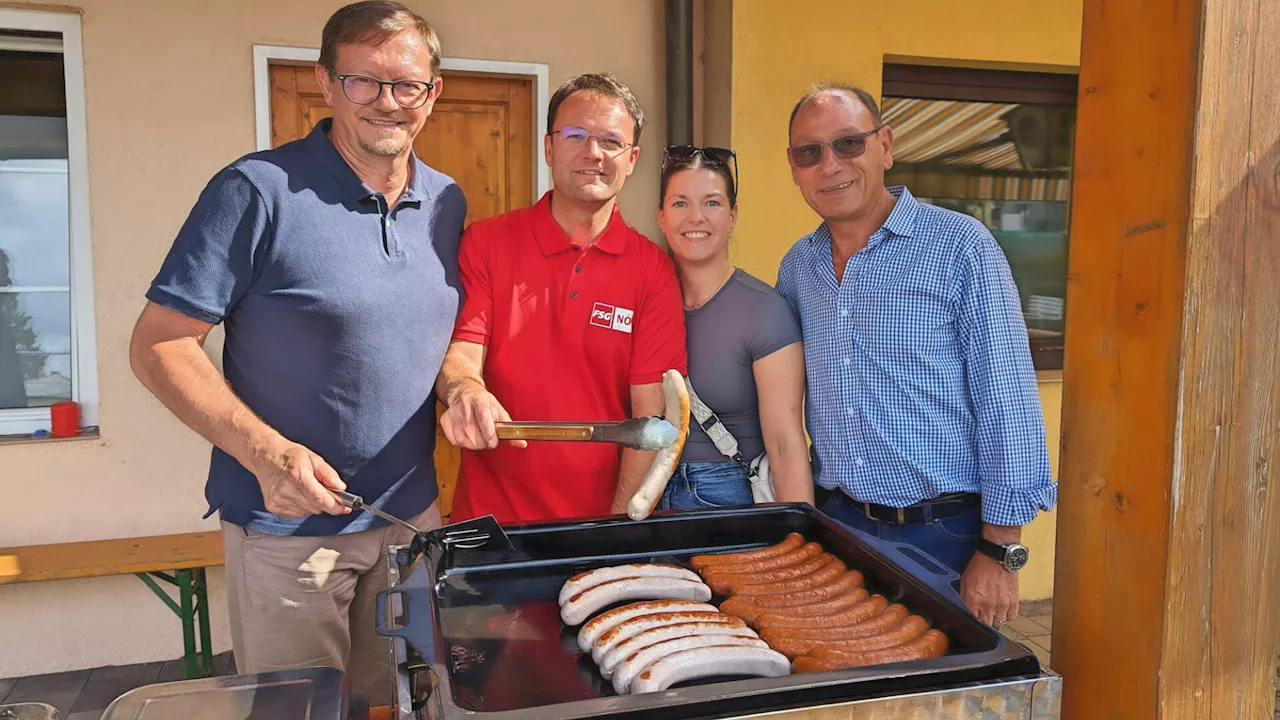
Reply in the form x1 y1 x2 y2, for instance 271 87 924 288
754 342 814 504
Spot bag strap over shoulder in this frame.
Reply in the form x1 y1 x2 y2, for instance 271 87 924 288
684 378 757 477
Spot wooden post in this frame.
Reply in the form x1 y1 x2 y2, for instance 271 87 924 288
1053 0 1280 718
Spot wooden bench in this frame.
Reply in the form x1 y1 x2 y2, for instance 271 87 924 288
0 532 224 680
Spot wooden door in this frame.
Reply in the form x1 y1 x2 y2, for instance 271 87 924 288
269 63 535 519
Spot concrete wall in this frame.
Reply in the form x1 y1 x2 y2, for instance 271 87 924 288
728 0 1084 600
0 0 667 677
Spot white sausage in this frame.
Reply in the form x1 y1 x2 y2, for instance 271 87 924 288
599 620 757 678
627 370 690 521
612 635 767 695
629 645 791 694
591 612 743 665
559 576 711 626
577 600 716 653
559 564 702 607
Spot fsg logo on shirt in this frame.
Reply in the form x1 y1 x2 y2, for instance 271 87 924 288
589 302 634 334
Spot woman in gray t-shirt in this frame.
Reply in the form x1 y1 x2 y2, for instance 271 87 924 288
653 146 814 510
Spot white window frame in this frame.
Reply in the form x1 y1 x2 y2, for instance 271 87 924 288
0 9 99 436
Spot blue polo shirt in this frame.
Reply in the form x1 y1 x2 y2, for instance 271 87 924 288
147 118 466 536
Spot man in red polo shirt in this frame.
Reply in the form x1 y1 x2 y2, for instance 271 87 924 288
436 72 687 524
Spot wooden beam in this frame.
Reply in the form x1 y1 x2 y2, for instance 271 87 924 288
1054 0 1280 718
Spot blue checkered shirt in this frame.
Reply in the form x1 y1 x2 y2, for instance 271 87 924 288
776 186 1056 526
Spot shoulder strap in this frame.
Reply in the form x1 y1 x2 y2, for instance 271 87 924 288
684 378 757 477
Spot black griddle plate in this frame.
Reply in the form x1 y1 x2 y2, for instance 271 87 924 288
378 503 1040 719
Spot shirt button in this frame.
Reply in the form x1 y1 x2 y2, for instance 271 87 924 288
855 457 866 467
845 407 855 417
572 246 582 253
575 266 583 273
839 309 849 318
570 291 578 299
842 357 851 366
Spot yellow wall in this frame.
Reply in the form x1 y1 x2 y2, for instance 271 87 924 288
0 0 667 678
730 0 1083 600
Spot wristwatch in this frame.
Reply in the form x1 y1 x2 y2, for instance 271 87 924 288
978 538 1029 573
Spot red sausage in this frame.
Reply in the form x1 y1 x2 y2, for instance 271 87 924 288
745 571 865 608
758 603 909 642
690 533 804 571
697 542 824 578
791 656 840 673
731 559 849 596
755 593 888 630
808 629 950 669
763 615 931 659
703 554 839 595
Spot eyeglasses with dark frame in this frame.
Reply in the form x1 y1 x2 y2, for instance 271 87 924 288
661 145 739 194
550 126 635 158
787 128 882 168
336 73 436 110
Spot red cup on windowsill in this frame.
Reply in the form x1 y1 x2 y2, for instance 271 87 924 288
50 401 80 438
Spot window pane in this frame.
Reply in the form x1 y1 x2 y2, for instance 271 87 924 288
883 96 1074 371
0 157 70 288
0 289 71 408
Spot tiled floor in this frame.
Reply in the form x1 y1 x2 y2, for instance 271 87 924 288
1000 600 1280 720
998 597 1054 669
0 652 235 719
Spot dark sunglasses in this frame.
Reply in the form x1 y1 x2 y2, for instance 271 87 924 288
662 145 739 191
788 128 881 168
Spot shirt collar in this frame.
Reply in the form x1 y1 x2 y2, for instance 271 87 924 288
532 191 629 256
305 117 430 205
805 184 921 249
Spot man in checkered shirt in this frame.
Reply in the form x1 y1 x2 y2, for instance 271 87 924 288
775 83 1057 627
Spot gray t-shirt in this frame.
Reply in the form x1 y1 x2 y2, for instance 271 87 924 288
683 269 802 463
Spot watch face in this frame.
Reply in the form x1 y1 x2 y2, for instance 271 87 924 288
1006 545 1030 571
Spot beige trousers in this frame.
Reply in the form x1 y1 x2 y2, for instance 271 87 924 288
221 503 441 707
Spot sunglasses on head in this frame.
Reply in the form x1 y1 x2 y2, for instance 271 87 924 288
662 145 739 191
787 127 881 168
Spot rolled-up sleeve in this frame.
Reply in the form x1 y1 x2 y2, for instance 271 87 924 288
146 168 269 324
955 233 1057 526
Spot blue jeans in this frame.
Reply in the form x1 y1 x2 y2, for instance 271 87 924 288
819 492 982 576
658 462 753 511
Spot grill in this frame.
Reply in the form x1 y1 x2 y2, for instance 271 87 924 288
380 504 1051 719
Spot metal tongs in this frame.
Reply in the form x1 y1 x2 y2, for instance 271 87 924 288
332 490 513 552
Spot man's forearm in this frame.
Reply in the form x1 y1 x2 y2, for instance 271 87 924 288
436 342 488 406
611 448 655 513
610 381 667 513
982 523 1021 544
132 338 282 473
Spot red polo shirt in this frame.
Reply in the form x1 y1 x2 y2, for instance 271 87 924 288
449 192 687 524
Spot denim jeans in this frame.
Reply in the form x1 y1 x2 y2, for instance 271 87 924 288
819 491 983 576
658 462 754 511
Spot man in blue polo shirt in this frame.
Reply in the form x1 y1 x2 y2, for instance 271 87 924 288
129 1 462 703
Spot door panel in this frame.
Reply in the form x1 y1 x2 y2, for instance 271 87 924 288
268 63 534 520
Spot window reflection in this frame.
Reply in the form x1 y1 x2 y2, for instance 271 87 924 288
883 95 1074 371
0 148 72 409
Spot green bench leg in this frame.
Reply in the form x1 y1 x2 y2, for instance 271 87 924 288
136 568 215 680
